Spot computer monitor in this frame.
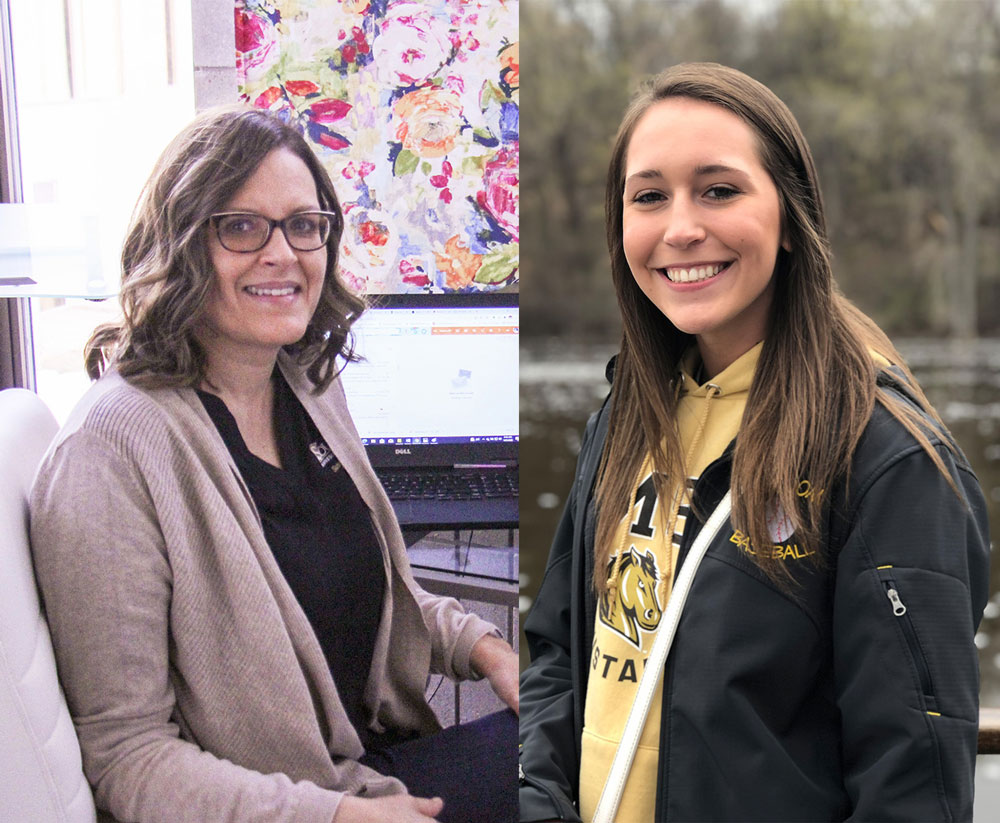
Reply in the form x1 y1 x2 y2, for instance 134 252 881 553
339 292 518 468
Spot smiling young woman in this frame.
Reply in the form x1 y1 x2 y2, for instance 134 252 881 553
519 63 989 823
621 96 789 378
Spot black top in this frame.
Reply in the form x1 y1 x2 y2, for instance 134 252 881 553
198 374 387 749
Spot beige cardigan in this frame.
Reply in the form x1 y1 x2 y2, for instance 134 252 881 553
29 355 497 823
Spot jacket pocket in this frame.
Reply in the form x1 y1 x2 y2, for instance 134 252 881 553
881 575 939 714
519 761 569 821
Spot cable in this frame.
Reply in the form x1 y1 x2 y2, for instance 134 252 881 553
426 674 446 703
461 528 474 573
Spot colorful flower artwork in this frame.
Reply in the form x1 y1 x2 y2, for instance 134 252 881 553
235 0 519 294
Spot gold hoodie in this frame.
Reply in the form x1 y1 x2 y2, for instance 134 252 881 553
579 342 762 822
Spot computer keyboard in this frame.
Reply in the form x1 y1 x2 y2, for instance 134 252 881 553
378 468 518 501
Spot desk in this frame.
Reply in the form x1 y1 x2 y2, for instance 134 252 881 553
406 528 518 725
409 528 517 634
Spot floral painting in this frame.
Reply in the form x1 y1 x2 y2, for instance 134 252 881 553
235 0 518 294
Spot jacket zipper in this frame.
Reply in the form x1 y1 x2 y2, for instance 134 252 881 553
654 466 726 819
883 579 939 713
519 762 567 821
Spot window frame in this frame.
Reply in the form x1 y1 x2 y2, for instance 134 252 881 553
0 0 35 390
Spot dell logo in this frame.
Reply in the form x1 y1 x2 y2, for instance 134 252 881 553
395 447 412 455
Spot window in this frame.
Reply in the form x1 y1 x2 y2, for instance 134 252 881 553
6 0 194 418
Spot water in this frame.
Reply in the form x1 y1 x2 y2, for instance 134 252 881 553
519 337 1000 700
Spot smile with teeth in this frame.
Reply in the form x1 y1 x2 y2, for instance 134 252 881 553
659 262 731 283
244 285 299 297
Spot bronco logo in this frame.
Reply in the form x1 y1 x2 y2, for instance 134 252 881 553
599 547 663 648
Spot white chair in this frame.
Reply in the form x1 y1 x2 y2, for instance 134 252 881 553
0 388 96 822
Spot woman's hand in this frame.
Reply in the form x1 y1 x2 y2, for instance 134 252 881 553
469 633 519 715
333 793 444 822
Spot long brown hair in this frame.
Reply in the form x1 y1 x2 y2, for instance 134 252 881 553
595 63 954 592
85 105 364 392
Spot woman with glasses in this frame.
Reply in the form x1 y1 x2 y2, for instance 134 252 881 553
518 63 989 822
29 106 517 823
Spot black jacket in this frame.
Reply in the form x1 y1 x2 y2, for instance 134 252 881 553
519 369 990 822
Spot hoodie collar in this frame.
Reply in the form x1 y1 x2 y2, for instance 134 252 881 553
679 341 763 398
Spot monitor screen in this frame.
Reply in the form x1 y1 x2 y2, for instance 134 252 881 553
339 294 518 449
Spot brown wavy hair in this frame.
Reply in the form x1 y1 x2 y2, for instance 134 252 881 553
85 105 363 392
595 63 955 592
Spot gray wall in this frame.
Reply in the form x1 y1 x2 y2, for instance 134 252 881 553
192 0 236 110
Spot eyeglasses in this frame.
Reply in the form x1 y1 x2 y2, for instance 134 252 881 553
209 211 338 253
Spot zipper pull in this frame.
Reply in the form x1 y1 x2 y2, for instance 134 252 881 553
519 763 525 785
886 587 907 616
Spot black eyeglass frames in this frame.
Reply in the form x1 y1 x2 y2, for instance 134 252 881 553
209 211 339 253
